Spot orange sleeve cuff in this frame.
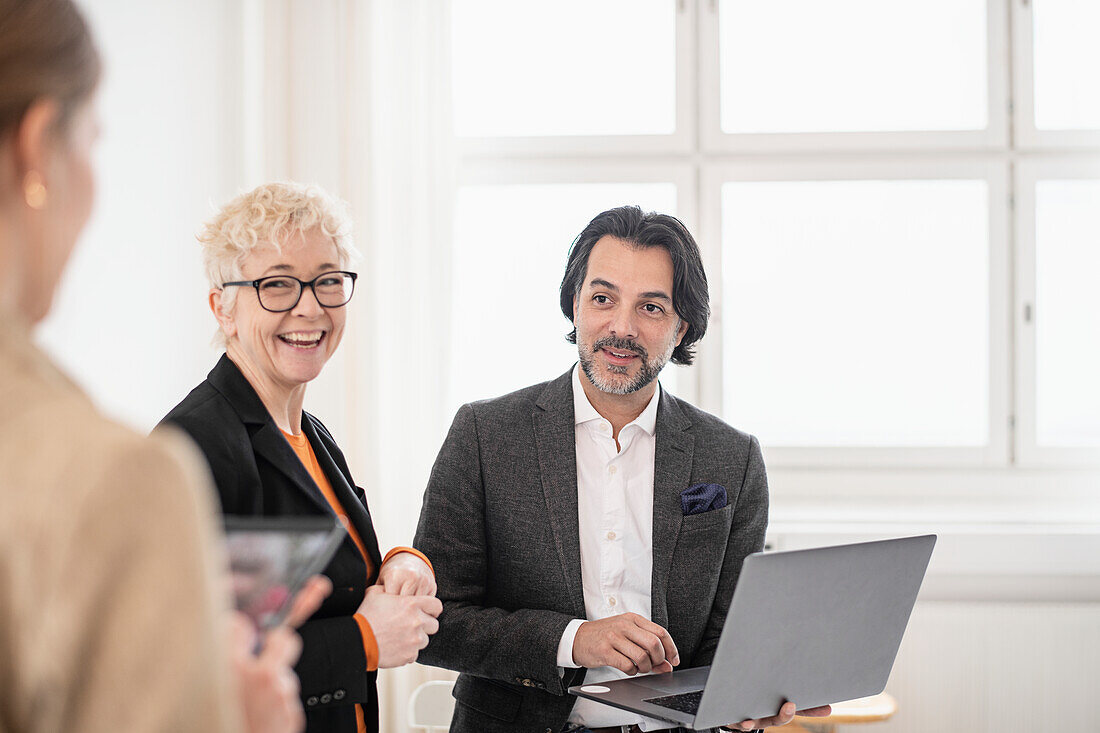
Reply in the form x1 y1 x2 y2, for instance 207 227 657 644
353 613 379 672
382 546 434 576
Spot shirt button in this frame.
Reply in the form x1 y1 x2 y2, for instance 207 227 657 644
608 464 618 475
608 596 617 607
607 531 616 541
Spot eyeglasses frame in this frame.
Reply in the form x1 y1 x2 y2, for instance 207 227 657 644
221 270 359 313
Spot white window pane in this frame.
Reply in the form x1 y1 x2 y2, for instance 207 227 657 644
1035 180 1100 446
719 0 987 134
721 180 989 446
1033 1 1100 130
450 184 678 413
451 0 676 137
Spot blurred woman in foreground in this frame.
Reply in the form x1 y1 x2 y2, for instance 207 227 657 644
0 1 319 731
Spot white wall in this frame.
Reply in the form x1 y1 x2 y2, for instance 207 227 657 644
38 0 245 430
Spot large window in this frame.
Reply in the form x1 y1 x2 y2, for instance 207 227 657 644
448 0 1100 470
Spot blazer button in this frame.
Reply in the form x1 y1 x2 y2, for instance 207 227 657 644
320 693 333 704
306 696 319 707
333 689 346 700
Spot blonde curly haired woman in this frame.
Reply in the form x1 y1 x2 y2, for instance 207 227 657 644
159 182 441 733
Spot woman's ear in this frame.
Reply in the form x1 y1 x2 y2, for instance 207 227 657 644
209 288 236 339
13 100 60 197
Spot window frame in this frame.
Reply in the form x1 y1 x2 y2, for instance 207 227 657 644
449 0 1100 476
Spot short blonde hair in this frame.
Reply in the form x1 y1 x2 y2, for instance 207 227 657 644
199 182 360 344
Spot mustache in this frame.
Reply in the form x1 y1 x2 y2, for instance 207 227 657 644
593 336 648 360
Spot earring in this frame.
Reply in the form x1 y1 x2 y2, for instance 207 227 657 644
23 170 47 210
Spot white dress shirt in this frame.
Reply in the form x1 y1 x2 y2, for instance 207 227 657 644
557 365 670 728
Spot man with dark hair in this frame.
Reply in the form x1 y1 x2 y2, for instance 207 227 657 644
415 207 828 733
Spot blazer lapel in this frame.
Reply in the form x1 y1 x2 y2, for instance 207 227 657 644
650 389 694 629
534 370 586 619
250 422 333 515
206 354 336 516
302 416 383 571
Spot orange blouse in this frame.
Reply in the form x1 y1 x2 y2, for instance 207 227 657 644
282 429 432 732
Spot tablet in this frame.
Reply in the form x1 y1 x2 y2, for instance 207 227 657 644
224 516 346 630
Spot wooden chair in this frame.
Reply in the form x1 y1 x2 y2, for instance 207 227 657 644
767 693 898 733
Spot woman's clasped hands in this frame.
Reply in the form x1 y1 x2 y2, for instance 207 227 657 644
358 553 442 668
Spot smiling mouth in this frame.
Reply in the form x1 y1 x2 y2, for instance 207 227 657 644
278 330 326 349
602 347 639 362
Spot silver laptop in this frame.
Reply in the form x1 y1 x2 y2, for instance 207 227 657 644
568 534 936 730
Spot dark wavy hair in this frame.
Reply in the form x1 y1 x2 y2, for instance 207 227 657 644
559 206 710 366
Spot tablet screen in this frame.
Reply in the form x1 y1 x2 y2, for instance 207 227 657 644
224 516 345 629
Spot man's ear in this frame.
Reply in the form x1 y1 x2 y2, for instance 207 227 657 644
209 288 236 339
572 294 578 323
674 318 689 347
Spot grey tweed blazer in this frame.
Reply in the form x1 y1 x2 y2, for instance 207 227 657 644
414 368 769 733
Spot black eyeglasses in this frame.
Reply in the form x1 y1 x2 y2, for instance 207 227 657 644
222 271 358 313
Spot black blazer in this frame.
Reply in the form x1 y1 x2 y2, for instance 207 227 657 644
159 354 382 733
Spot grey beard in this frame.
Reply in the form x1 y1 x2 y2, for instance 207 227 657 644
578 335 668 395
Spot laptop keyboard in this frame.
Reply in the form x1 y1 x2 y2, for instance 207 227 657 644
643 689 703 715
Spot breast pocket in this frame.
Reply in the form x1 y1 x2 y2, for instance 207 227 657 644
673 503 735 574
680 503 734 533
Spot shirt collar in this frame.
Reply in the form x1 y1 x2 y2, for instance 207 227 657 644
571 363 660 436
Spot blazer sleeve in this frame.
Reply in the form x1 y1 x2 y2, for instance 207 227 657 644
294 617 373 706
413 404 581 696
156 412 248 515
693 434 769 667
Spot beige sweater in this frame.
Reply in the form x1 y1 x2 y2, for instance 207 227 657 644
0 316 243 733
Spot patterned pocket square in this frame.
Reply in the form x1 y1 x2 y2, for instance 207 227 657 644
680 483 728 516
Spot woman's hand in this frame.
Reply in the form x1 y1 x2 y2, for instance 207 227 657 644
227 576 332 733
229 612 305 733
376 552 436 596
283 575 332 627
357 585 443 667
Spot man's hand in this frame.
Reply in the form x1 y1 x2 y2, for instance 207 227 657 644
376 552 436 596
357 585 443 667
571 613 680 675
229 612 306 733
721 701 833 731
